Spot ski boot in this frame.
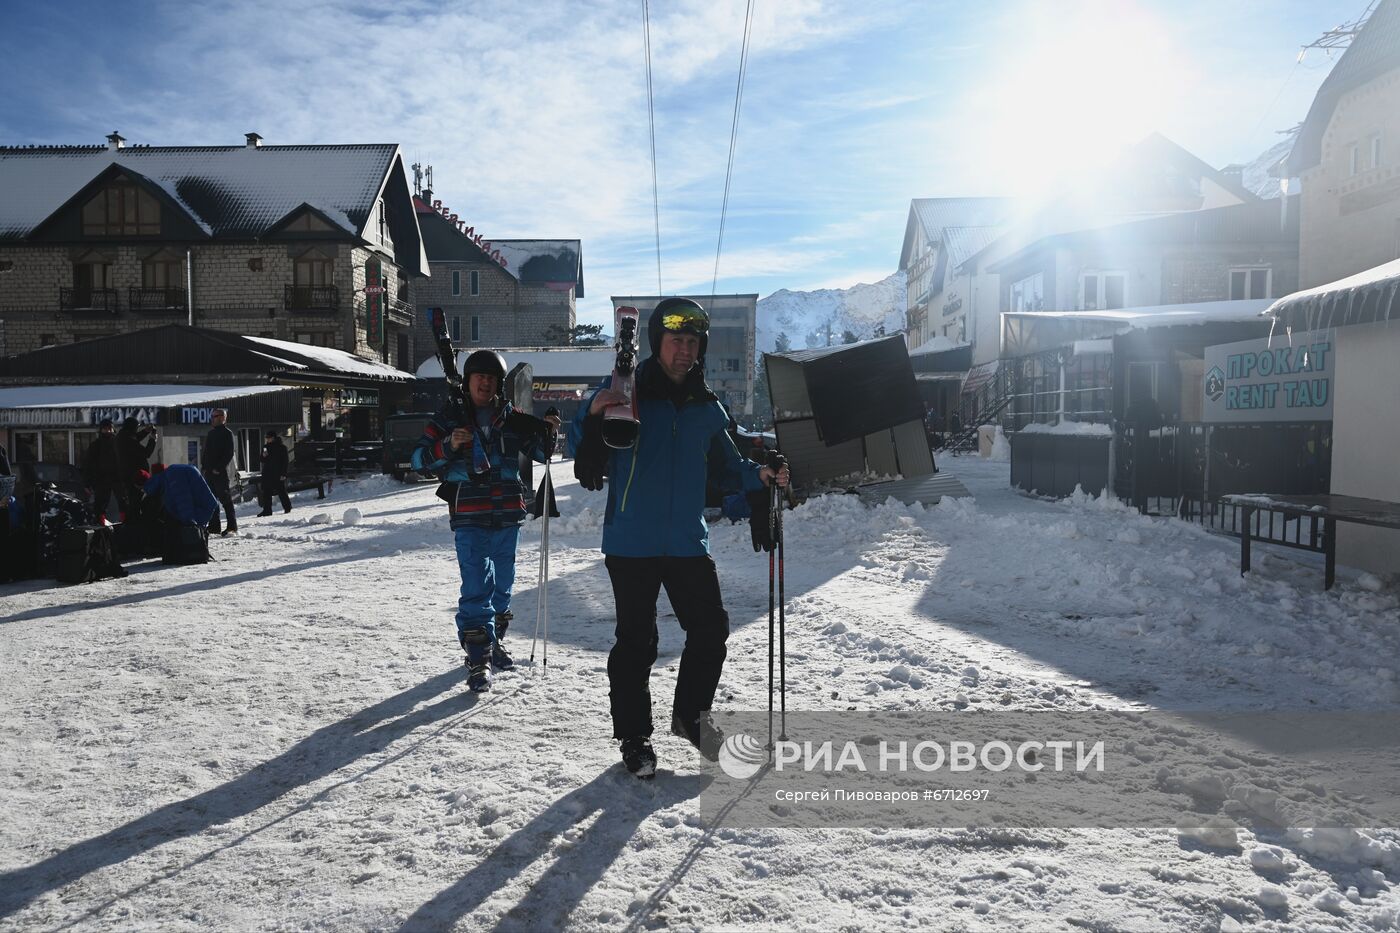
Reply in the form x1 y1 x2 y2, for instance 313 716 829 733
461 628 493 693
620 737 657 780
491 611 514 671
671 711 724 761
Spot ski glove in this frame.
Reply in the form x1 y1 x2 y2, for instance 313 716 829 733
573 415 608 492
748 489 775 552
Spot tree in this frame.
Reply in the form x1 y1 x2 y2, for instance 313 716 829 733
750 357 773 429
841 330 858 345
774 331 791 353
542 322 608 346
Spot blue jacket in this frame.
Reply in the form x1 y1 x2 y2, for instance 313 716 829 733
144 464 219 525
570 360 765 557
412 400 555 530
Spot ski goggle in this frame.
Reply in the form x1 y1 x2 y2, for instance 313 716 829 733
659 306 709 336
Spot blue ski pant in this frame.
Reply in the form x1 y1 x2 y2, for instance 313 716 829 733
453 524 520 650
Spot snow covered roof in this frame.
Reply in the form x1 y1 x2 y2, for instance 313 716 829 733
0 383 291 410
416 347 614 381
0 144 401 240
1264 256 1400 331
1008 299 1273 331
245 336 414 381
908 334 971 356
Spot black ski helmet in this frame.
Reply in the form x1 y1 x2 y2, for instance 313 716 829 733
463 349 507 396
648 297 709 362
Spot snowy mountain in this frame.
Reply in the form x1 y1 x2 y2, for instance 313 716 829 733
756 270 906 357
1238 135 1297 200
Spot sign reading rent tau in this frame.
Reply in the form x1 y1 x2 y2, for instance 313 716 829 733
1202 329 1333 423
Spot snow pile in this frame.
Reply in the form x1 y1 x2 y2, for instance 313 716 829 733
986 425 1011 460
342 507 363 526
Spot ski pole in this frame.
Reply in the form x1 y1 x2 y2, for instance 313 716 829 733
771 453 788 742
530 466 553 673
768 485 777 755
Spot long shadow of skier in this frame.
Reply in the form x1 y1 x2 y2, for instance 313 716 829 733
0 667 472 920
400 769 711 932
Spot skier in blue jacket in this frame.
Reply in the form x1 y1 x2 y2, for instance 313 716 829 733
413 350 559 692
570 297 789 778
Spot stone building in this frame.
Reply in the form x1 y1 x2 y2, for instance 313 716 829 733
610 294 757 417
0 133 428 368
410 190 582 369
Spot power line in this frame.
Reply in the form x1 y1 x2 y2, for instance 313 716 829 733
643 0 663 295
712 0 755 298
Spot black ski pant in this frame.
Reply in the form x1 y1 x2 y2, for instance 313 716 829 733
258 476 291 514
203 469 238 533
605 555 729 739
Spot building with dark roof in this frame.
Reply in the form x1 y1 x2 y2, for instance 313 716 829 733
0 133 427 368
1282 0 1400 287
410 187 582 369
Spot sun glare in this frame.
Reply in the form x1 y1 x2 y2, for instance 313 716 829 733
954 1 1193 198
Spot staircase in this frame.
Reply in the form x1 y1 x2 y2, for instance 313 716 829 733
938 362 1013 455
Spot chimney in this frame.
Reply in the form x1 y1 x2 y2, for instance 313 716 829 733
106 131 125 151
422 187 433 204
245 132 263 149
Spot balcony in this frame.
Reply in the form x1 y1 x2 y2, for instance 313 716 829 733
285 284 340 311
128 287 188 313
386 295 415 325
60 287 119 313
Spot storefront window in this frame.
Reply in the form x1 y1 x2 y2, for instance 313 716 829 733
13 431 38 463
40 430 71 464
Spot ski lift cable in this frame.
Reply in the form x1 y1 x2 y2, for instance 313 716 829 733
712 0 756 299
643 0 663 295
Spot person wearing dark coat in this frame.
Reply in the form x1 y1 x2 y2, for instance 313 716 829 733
117 416 158 516
256 431 292 516
201 408 238 535
84 419 127 521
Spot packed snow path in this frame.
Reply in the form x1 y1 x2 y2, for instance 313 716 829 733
3 460 1399 931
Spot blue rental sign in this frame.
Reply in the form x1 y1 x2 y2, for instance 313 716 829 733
1203 330 1334 423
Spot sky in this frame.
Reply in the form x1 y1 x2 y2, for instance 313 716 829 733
0 0 1366 328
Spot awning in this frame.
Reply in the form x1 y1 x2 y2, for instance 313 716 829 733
961 359 999 394
1264 257 1400 332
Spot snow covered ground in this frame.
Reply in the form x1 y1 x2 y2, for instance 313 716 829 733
3 458 1399 931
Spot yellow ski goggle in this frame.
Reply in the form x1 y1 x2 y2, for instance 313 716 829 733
660 307 710 335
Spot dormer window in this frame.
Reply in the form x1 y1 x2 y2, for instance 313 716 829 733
284 211 336 232
82 179 160 236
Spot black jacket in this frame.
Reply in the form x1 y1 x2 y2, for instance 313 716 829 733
202 424 236 474
117 425 157 482
261 437 289 480
85 435 122 484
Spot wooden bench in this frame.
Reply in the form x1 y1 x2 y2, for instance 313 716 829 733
1221 493 1400 590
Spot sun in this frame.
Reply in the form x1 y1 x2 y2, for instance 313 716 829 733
953 0 1195 198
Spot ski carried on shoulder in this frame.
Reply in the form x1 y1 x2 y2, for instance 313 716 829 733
602 307 640 449
427 306 468 417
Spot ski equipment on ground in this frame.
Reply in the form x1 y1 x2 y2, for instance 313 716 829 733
602 307 640 449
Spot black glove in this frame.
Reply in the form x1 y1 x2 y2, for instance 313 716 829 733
573 416 608 492
748 489 775 552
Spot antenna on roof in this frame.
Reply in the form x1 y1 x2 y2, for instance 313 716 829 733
411 161 423 195
1300 0 1377 59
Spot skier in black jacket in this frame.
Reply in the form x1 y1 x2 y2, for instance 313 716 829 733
201 408 238 535
85 419 127 521
117 416 158 509
256 431 292 516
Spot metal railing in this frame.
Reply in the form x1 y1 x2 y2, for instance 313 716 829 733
59 287 119 312
128 287 187 312
284 284 340 311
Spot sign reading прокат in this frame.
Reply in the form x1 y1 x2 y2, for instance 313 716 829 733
1202 329 1334 422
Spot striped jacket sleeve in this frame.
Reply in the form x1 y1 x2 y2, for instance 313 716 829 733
411 409 459 475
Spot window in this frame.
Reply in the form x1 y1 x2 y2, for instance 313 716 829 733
721 357 741 372
284 211 335 232
470 270 480 296
1229 267 1272 300
40 333 55 346
294 331 337 347
1372 134 1383 170
471 315 480 342
142 252 184 288
451 315 462 341
451 270 461 296
294 253 333 286
81 181 160 236
73 254 114 290
1350 144 1361 177
1010 272 1044 312
377 198 390 246
1080 272 1127 311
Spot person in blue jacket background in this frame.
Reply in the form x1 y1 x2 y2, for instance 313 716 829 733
570 297 789 779
413 350 559 693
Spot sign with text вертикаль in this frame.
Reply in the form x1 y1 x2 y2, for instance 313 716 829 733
1202 329 1334 423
